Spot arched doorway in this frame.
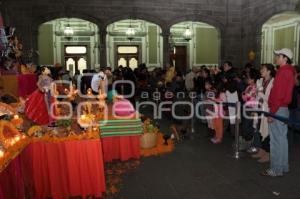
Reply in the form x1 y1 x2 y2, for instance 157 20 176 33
261 12 300 65
170 21 220 74
106 19 162 70
38 18 100 75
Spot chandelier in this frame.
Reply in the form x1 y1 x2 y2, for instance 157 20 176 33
126 20 135 41
64 25 74 37
183 26 192 41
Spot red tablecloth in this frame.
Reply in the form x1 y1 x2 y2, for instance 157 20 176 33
20 139 106 199
18 74 37 98
0 156 25 199
102 135 141 162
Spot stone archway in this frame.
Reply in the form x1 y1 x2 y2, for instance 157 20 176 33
259 11 300 65
169 21 221 72
30 12 103 65
102 13 166 32
167 15 224 67
252 2 298 65
167 14 225 35
37 17 100 72
105 18 163 69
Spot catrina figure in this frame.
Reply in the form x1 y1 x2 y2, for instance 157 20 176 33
25 66 56 126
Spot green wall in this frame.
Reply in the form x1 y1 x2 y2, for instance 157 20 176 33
38 24 54 65
195 27 218 64
148 25 158 64
274 26 295 52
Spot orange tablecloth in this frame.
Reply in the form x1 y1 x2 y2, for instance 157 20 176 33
102 136 141 162
20 139 106 199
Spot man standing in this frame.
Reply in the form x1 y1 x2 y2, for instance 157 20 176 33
185 66 198 92
261 48 296 177
91 67 111 99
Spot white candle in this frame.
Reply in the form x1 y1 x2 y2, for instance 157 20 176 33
10 139 16 146
0 150 4 158
87 88 92 95
14 135 20 142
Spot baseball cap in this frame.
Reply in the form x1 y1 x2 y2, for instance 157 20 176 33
274 48 293 60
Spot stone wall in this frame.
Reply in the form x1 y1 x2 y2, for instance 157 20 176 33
1 0 299 67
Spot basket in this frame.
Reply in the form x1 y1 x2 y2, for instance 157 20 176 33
140 133 158 149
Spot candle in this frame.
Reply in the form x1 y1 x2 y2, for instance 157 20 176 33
10 139 16 146
87 88 92 95
64 88 69 94
80 114 88 125
12 115 23 128
14 135 20 142
0 150 4 158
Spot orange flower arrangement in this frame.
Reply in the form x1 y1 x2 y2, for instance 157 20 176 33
0 120 29 172
0 120 20 147
141 133 174 157
140 118 174 157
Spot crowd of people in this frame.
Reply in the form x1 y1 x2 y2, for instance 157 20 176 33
125 48 297 177
49 48 299 178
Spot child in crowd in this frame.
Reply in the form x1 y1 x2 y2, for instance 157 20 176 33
242 70 258 106
209 83 227 144
204 79 216 131
241 69 260 150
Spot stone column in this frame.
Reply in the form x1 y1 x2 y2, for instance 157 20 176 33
99 29 107 67
162 28 170 68
221 26 243 67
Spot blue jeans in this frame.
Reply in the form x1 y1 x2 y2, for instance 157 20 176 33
269 107 289 174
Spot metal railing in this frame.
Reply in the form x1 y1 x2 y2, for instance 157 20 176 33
222 102 300 159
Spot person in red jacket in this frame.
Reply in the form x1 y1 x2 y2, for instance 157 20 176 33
261 48 296 177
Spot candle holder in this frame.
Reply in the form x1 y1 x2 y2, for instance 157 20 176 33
78 114 94 130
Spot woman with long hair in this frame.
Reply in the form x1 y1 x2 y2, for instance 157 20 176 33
251 64 276 163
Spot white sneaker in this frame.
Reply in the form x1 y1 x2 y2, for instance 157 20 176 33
247 147 258 154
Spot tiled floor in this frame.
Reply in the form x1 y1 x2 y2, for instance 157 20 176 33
113 107 300 199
